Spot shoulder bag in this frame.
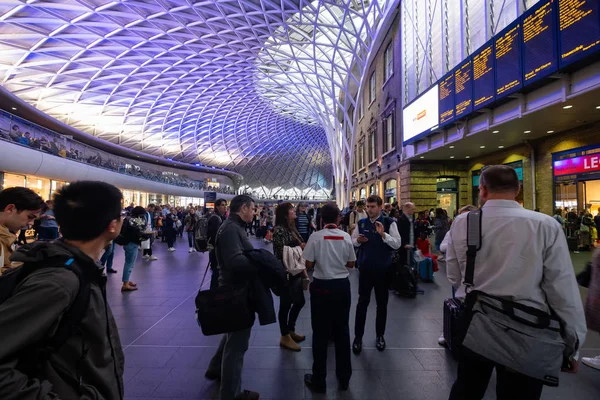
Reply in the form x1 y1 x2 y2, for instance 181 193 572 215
460 209 573 387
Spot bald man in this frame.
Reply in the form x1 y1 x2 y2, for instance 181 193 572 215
397 202 416 266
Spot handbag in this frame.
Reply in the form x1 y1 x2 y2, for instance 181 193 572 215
282 245 306 276
140 239 150 250
576 262 592 288
458 209 572 387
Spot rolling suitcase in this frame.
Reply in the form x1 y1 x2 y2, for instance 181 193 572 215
443 298 465 359
391 249 419 298
418 257 434 282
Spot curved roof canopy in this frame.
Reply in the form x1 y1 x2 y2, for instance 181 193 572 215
0 0 392 194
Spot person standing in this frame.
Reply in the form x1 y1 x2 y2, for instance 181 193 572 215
396 202 416 267
433 208 450 252
348 201 367 235
118 206 150 291
583 248 600 370
207 199 227 289
295 202 311 243
0 187 44 274
273 202 308 351
185 207 200 253
303 204 356 393
0 181 125 399
351 195 402 353
205 195 260 400
100 241 117 273
142 204 158 261
39 200 60 241
164 212 177 252
445 165 586 399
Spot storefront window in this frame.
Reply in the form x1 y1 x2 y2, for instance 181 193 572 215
25 176 50 200
1 173 26 191
384 179 397 204
359 187 366 200
553 147 600 214
437 177 458 217
369 184 375 196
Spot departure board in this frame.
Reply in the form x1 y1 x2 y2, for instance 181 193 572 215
439 74 455 126
495 22 523 97
558 0 600 68
523 0 558 84
472 42 495 110
455 60 473 118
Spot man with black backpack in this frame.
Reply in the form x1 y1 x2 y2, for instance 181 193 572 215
351 195 402 354
0 181 125 399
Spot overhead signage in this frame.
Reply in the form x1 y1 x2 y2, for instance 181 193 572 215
495 21 523 97
472 41 496 110
439 74 455 127
455 59 473 119
558 0 600 68
402 85 439 143
523 0 558 84
553 152 600 176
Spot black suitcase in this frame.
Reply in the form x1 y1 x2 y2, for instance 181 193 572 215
443 298 466 359
391 249 418 298
567 236 578 252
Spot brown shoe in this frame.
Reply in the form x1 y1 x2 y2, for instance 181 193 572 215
280 334 301 351
290 331 306 343
234 389 260 400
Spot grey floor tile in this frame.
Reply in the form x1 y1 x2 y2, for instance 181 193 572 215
124 346 180 368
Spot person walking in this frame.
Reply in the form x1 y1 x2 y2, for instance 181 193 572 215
0 181 125 399
0 187 44 274
204 195 260 400
273 202 308 351
582 248 600 370
185 207 200 253
303 204 356 393
142 204 158 261
351 195 402 353
38 200 60 241
445 165 587 399
117 206 151 292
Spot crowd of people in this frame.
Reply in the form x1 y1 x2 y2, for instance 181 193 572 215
553 207 600 252
0 120 235 193
0 165 598 400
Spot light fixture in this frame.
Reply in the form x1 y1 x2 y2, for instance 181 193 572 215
465 156 471 159
449 145 455 149
11 107 17 111
596 106 600 109
450 156 455 159
419 156 425 159
492 130 499 133
563 105 573 109
480 145 486 149
524 130 531 134
547 130 554 134
498 145 504 149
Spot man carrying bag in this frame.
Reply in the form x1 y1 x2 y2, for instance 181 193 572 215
445 165 587 399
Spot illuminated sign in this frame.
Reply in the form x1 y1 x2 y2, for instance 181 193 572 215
455 60 473 118
523 0 558 83
472 42 495 110
402 85 439 144
439 74 455 126
495 21 523 97
553 153 600 176
558 0 600 68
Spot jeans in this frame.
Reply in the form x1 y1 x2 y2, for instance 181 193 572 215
101 242 116 269
187 230 195 248
310 277 352 385
449 347 543 400
39 226 59 241
122 242 139 283
278 275 305 336
165 230 176 248
354 267 390 339
206 327 252 400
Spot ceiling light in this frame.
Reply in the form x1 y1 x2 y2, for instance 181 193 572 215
498 145 504 149
596 106 600 109
480 145 486 149
547 130 554 134
465 156 470 159
524 130 531 134
450 156 455 159
11 107 17 110
563 105 573 109
419 156 425 159
449 145 455 149
492 130 499 133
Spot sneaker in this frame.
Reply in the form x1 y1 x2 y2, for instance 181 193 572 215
438 335 446 347
168 247 176 252
189 247 194 253
106 268 118 274
582 355 600 370
148 255 158 261
142 254 150 259
192 247 197 252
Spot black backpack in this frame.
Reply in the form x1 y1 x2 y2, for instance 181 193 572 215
342 210 355 227
0 255 93 364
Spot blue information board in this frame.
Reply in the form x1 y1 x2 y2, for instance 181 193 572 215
472 41 496 111
439 73 455 127
495 21 523 98
523 0 559 84
558 0 600 68
455 59 473 119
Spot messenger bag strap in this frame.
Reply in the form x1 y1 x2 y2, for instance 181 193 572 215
464 209 482 288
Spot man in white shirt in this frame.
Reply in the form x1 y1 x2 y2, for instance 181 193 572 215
351 195 402 353
303 204 356 393
445 165 587 400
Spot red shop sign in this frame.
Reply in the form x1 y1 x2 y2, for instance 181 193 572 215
554 152 600 176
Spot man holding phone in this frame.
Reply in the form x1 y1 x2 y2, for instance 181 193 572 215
351 195 402 354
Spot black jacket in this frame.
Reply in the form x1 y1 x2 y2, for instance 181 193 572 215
397 214 415 265
244 249 286 325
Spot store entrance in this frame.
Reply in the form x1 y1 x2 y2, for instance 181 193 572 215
437 177 458 217
555 177 600 216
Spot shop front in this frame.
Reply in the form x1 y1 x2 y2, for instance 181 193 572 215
471 161 524 207
0 172 68 201
436 177 459 217
553 145 600 216
384 179 397 204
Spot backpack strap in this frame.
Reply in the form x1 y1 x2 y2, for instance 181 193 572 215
464 209 482 289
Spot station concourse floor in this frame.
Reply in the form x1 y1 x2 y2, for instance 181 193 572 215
105 236 600 400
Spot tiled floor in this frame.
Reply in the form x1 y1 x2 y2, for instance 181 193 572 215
104 236 600 399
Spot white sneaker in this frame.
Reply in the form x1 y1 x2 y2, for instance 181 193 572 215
189 247 194 253
192 247 197 252
582 355 600 370
142 255 150 259
148 256 158 261
438 335 446 347
168 247 176 252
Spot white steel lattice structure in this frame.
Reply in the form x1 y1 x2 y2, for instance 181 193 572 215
0 0 397 202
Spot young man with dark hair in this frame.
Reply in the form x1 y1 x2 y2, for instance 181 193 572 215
0 181 125 399
351 195 402 353
205 194 260 400
0 187 45 273
303 204 356 393
207 198 228 289
446 165 586 399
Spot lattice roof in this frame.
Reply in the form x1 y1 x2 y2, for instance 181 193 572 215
0 0 391 191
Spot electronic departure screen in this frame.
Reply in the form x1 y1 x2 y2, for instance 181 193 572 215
495 21 523 97
523 0 558 84
558 0 600 68
439 74 455 126
455 60 473 119
472 42 495 110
